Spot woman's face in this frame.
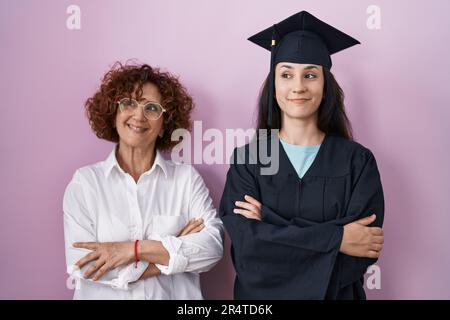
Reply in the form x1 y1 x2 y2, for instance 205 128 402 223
115 82 164 150
274 62 324 122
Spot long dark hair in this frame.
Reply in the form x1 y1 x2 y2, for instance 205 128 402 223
256 67 353 140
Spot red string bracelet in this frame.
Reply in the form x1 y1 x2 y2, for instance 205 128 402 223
134 240 139 268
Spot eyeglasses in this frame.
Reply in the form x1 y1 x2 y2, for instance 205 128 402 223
117 98 166 121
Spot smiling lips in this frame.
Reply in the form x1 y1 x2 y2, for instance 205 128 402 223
288 98 311 104
127 123 149 133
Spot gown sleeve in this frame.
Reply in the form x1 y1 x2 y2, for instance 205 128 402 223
219 148 344 299
328 150 384 295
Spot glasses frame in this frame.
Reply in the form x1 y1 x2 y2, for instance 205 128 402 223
117 97 167 121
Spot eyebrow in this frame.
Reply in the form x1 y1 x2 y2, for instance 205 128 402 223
279 64 319 70
304 65 319 70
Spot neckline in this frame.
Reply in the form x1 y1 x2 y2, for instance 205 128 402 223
278 134 329 179
280 139 321 152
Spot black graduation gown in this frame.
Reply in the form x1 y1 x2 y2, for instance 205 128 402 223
219 134 384 299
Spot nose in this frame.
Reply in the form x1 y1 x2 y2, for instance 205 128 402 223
292 78 307 94
133 103 147 121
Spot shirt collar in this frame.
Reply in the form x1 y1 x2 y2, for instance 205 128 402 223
104 146 168 179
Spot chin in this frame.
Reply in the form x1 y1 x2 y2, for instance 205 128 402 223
286 111 316 120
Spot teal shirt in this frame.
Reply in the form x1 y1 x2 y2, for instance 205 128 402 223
280 139 320 179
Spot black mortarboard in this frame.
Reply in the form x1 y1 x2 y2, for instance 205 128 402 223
248 11 360 128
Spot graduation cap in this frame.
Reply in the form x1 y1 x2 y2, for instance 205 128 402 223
248 11 360 128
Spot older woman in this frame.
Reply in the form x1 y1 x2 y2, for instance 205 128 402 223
63 62 224 299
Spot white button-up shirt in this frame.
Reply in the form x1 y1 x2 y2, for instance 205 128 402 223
63 147 224 299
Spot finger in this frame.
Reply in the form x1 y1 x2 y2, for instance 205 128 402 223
373 235 384 244
244 195 262 210
370 243 383 252
188 223 205 235
234 208 260 220
84 260 105 279
356 214 376 226
73 242 99 250
179 221 204 236
75 251 101 269
178 219 198 236
178 218 203 236
235 201 259 214
93 263 111 281
369 227 383 236
367 250 381 259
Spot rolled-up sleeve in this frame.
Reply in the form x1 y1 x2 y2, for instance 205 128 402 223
155 167 224 275
63 171 148 290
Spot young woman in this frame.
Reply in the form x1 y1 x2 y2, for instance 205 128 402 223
64 62 224 299
220 11 384 299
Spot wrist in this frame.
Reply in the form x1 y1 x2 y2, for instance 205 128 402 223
137 240 156 261
137 240 170 265
133 240 139 267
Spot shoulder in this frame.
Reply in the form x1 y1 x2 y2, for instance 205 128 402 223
63 162 103 207
66 160 108 194
324 135 378 175
326 135 374 159
326 135 370 153
73 161 105 183
230 134 275 165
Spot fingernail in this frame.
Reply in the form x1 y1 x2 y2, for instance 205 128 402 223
233 209 238 213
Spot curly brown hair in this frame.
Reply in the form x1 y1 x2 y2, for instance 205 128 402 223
85 61 194 151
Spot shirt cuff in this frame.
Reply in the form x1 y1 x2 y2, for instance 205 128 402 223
110 260 149 290
154 235 188 275
67 260 148 291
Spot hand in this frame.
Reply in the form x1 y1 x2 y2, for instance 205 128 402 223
139 218 206 281
177 218 204 236
234 195 262 221
340 214 384 258
73 241 134 281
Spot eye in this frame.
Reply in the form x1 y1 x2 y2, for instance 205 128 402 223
119 98 136 108
144 102 161 113
305 73 317 79
281 73 293 79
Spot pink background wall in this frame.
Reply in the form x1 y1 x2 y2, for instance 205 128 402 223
1 0 449 299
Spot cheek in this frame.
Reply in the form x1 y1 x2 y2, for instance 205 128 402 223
145 118 164 137
274 79 289 97
156 118 165 134
313 80 325 100
115 114 126 132
274 80 289 107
